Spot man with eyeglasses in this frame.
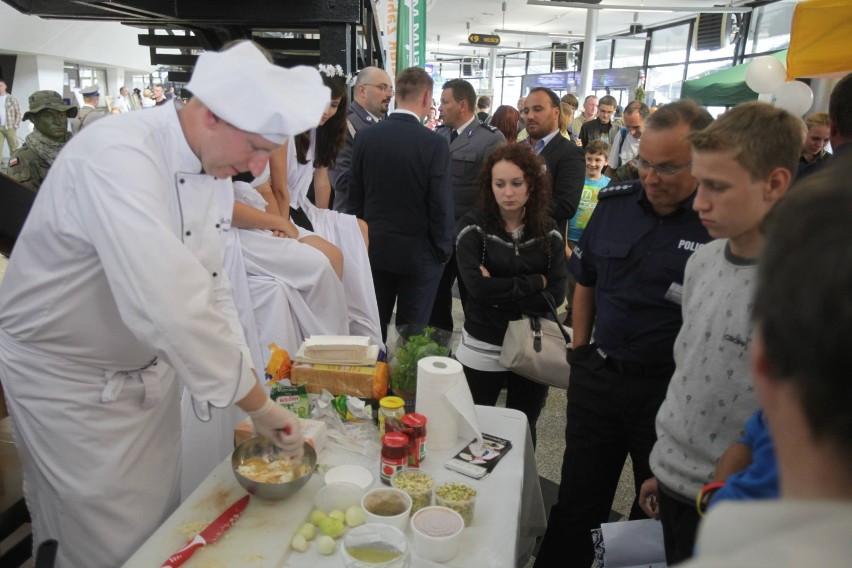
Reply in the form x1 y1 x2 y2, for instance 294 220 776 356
330 66 394 212
578 94 618 148
605 100 650 182
347 67 453 342
534 99 714 568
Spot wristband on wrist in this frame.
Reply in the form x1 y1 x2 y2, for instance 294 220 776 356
695 481 726 517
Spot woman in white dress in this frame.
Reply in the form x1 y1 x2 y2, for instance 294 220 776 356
268 67 383 347
181 165 351 498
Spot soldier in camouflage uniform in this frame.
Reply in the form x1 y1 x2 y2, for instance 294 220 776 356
7 90 76 192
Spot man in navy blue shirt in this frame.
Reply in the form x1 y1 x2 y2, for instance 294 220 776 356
535 100 714 568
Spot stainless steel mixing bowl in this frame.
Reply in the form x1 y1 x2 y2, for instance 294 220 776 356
231 437 316 500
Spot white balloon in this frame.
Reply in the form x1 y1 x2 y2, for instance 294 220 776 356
757 93 773 103
745 56 787 94
772 81 814 116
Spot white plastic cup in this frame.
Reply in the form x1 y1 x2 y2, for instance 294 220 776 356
410 506 465 562
361 487 412 532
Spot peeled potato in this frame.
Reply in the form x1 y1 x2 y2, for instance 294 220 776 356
316 535 336 555
297 523 316 541
309 509 327 526
317 516 345 539
345 505 365 527
290 533 308 553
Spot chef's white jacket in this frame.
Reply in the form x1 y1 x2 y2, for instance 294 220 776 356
0 101 256 567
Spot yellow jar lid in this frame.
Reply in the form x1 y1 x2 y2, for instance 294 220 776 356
379 396 405 409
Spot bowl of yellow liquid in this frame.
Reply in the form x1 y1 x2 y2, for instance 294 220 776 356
341 523 410 568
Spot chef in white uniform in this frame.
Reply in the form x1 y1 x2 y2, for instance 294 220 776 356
0 41 330 568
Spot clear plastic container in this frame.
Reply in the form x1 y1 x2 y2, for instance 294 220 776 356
434 481 477 526
341 523 410 568
390 468 433 514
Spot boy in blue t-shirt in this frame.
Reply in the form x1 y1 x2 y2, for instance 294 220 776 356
567 139 611 245
563 140 610 325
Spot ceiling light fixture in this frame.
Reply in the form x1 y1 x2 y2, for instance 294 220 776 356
525 1 752 14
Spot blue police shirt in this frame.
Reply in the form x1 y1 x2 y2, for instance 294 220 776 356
567 180 712 366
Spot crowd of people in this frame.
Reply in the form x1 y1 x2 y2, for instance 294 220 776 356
0 37 850 567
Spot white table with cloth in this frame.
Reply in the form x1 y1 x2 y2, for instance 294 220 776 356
124 406 547 568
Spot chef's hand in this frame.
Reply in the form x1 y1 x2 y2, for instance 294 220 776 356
248 398 304 459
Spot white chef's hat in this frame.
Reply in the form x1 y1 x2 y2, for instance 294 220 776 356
187 41 330 144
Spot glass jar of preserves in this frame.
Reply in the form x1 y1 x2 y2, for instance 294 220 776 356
378 396 405 437
380 432 410 484
401 413 427 466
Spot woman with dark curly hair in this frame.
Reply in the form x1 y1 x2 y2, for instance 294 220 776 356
455 143 568 443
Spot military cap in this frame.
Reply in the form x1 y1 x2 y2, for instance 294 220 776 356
81 85 100 97
23 90 78 122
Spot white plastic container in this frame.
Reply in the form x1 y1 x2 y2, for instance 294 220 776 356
324 464 374 491
341 523 410 568
410 506 465 562
361 487 412 532
315 481 364 512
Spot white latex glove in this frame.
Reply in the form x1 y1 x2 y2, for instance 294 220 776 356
248 399 304 459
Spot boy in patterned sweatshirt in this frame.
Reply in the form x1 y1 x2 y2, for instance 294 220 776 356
637 102 803 564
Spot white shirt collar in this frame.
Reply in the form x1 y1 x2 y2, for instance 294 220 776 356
454 114 478 136
390 108 421 121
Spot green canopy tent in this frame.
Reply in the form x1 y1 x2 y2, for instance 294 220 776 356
681 50 787 106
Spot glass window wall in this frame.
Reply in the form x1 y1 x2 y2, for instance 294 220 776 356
645 64 685 106
612 38 646 68
594 40 612 68
649 24 689 65
747 2 795 54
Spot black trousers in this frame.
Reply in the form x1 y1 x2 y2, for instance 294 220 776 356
428 247 467 332
658 484 701 564
372 264 444 343
462 364 549 446
534 345 672 568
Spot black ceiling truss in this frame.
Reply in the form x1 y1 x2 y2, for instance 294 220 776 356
3 0 386 80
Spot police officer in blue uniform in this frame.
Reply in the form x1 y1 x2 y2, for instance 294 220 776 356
535 100 715 568
429 79 505 331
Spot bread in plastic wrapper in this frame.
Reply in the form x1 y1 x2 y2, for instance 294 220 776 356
291 361 389 400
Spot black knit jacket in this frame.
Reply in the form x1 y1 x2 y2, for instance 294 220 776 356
455 210 569 345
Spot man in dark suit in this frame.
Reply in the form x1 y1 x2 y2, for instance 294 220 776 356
523 87 585 237
329 66 393 212
429 79 504 332
348 67 454 341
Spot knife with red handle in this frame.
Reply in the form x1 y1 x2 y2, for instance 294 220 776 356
161 494 250 567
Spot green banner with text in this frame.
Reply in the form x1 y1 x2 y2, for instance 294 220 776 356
395 0 426 75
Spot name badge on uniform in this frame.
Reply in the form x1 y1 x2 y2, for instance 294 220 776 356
665 282 684 305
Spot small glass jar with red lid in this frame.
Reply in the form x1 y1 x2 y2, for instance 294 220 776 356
380 432 409 484
401 413 427 466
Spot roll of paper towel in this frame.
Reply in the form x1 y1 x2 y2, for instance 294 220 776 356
415 356 481 450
